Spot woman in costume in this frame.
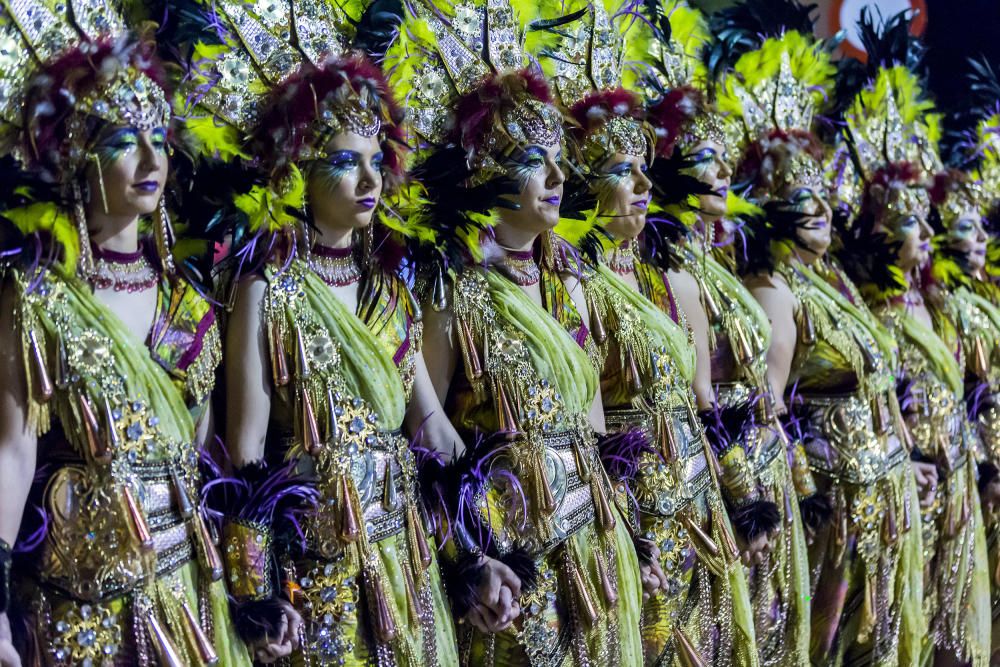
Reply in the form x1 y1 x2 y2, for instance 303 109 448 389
175 1 459 663
708 18 922 665
623 2 814 663
835 51 992 665
381 0 644 663
540 2 762 664
0 5 250 665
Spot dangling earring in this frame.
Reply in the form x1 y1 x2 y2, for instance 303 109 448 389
361 221 374 268
154 195 176 275
72 180 95 280
89 154 109 215
299 189 312 262
539 229 556 272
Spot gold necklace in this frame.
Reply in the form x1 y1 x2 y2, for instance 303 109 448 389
608 242 636 274
497 248 540 286
310 243 361 286
91 243 159 292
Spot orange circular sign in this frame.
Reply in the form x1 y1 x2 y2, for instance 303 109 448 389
829 0 928 61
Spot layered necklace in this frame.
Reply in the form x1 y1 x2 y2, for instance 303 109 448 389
311 243 361 286
497 248 540 286
608 241 636 275
91 243 159 292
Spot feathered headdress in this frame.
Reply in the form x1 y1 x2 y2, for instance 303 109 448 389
381 0 568 285
1 0 171 277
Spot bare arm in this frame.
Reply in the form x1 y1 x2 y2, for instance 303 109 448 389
224 278 272 466
194 401 215 452
746 274 797 413
0 283 36 548
563 273 607 434
667 268 714 411
407 303 467 460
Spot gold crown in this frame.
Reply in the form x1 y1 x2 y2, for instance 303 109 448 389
182 0 352 137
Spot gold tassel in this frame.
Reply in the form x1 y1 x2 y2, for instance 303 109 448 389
658 413 679 462
902 488 912 533
300 390 322 456
382 463 399 511
699 278 722 324
194 513 224 581
432 269 448 311
974 336 990 379
592 478 616 533
572 439 592 482
673 627 708 667
496 383 518 433
402 563 423 626
595 550 617 606
535 453 557 516
798 308 816 346
569 559 599 627
715 510 741 562
857 576 877 642
102 396 120 452
78 394 109 464
171 470 195 519
339 475 362 543
624 347 643 395
295 327 311 378
882 494 898 545
858 340 879 374
270 322 290 387
122 485 153 551
407 505 433 572
326 388 339 443
587 292 607 344
181 602 219 666
458 319 483 380
871 394 888 436
145 612 185 667
784 490 794 526
27 330 52 402
54 334 69 389
730 320 754 366
367 567 398 642
154 196 176 275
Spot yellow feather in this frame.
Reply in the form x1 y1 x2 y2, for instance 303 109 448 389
234 165 305 234
4 202 79 270
182 115 247 161
725 190 763 218
554 209 601 246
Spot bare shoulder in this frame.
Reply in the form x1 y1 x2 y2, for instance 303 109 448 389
666 267 699 296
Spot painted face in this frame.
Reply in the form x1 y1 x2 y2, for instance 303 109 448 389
496 142 565 234
86 124 168 219
683 139 731 220
595 152 652 241
307 131 384 239
782 182 832 258
948 211 988 274
879 211 933 272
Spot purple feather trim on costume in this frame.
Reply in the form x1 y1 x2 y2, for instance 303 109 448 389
699 395 757 458
598 428 653 519
200 441 319 553
13 464 52 554
418 429 524 558
966 381 991 422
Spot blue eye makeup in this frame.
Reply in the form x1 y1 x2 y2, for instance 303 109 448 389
503 145 550 191
691 147 717 164
94 126 168 167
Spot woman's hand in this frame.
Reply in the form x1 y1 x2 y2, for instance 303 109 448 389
250 600 302 664
911 460 939 508
737 531 772 567
465 557 522 633
638 545 669 600
0 613 20 667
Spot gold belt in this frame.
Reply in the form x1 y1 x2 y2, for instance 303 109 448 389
798 391 898 485
605 405 712 516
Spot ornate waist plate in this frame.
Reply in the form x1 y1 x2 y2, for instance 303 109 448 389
798 392 895 485
304 430 413 557
36 460 195 602
606 406 711 517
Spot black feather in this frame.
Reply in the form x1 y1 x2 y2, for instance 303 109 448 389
500 548 539 593
705 0 818 84
979 462 999 496
798 493 833 530
832 209 908 298
232 598 286 644
352 0 404 61
729 500 781 540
